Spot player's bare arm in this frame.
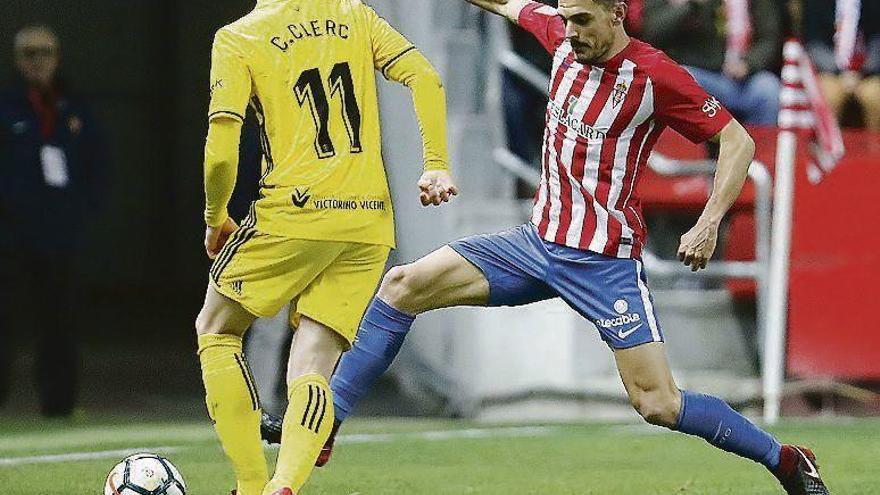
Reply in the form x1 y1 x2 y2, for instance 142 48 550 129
203 116 243 259
462 0 532 22
678 119 756 271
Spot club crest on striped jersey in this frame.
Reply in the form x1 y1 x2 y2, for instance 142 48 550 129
612 80 629 109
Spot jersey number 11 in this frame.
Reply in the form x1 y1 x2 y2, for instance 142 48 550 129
295 62 363 159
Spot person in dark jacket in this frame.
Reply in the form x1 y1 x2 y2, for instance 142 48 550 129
800 0 880 129
0 25 108 417
642 0 782 125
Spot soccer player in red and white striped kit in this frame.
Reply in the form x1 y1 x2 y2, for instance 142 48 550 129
262 1 831 493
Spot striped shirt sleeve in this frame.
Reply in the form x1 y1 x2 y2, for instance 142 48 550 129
517 2 566 55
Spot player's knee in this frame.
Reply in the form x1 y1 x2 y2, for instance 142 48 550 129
378 265 423 309
630 389 681 428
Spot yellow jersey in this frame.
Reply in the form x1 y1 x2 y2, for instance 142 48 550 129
206 0 448 248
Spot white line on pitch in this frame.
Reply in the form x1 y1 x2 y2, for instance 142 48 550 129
336 425 557 444
0 446 181 467
0 426 558 465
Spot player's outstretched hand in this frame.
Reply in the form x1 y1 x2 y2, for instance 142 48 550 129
677 219 719 272
205 217 239 259
418 170 459 207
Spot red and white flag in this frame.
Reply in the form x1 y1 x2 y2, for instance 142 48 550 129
778 39 845 184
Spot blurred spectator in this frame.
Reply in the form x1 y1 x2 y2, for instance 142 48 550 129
642 0 783 126
801 0 880 129
0 25 108 417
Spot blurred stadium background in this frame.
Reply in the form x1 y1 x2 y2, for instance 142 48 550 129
1 0 878 493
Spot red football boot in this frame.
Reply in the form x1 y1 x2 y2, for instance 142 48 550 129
315 420 341 467
773 445 831 494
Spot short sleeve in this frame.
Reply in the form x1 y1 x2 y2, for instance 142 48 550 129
365 6 416 79
207 28 252 123
653 57 733 143
517 2 566 54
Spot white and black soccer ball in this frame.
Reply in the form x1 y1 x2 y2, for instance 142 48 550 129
104 453 186 495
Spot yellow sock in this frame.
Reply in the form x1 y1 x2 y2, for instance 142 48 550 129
198 334 269 495
263 373 334 495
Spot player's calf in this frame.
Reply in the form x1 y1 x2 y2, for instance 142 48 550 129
196 286 267 495
264 318 343 493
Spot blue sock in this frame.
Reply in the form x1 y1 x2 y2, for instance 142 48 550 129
676 390 781 470
330 297 415 422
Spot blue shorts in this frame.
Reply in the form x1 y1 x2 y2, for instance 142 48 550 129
449 223 663 349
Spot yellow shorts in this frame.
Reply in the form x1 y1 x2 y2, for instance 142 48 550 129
209 229 390 346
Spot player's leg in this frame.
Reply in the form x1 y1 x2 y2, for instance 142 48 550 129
332 225 555 425
262 243 388 494
263 245 491 466
614 342 830 493
329 245 490 424
566 254 829 493
613 342 782 465
195 285 267 495
549 251 802 482
262 316 345 494
197 230 336 495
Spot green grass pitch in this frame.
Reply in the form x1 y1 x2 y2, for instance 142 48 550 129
0 416 877 494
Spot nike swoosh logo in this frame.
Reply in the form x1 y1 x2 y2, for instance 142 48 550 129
796 448 819 478
617 323 643 340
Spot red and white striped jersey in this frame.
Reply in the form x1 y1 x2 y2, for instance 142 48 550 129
518 2 732 258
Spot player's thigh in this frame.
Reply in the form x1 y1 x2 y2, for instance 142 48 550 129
195 284 258 337
379 245 495 314
210 231 343 322
408 224 557 314
295 243 391 347
287 316 348 382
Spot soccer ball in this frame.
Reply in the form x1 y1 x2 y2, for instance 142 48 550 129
104 453 186 495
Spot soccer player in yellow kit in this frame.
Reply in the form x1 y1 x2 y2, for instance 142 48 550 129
194 1 457 494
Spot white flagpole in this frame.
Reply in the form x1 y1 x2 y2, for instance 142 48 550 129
763 40 807 425
764 129 797 425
